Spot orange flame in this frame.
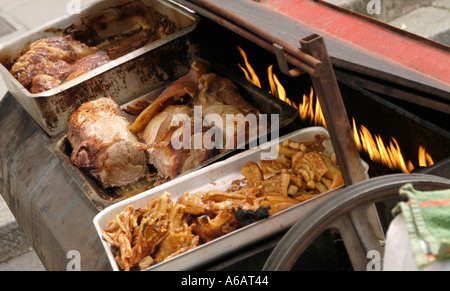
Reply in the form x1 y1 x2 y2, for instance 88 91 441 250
298 87 326 127
419 145 434 168
352 119 415 173
237 46 261 88
237 47 434 173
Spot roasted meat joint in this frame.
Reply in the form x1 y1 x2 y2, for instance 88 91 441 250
9 0 178 93
67 97 149 189
0 0 449 273
66 58 263 189
9 36 111 93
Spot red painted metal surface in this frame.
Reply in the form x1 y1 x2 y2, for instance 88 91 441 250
258 0 450 86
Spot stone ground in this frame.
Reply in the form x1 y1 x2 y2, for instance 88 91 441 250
324 0 450 45
0 0 449 271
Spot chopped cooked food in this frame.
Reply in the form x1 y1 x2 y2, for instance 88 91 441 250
103 192 176 271
103 134 346 270
67 97 148 189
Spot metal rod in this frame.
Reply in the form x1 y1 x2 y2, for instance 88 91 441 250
192 0 323 69
174 0 320 77
300 34 367 186
300 35 388 265
273 43 303 78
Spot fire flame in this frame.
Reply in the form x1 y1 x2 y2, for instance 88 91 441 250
237 47 261 88
419 146 434 168
237 47 434 173
352 119 414 173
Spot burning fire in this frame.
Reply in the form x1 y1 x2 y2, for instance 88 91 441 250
237 47 434 173
352 119 414 173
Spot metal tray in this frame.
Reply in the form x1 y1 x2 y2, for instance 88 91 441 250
93 127 370 271
0 0 201 136
48 63 299 211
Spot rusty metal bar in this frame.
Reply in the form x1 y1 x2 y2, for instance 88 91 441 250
273 43 303 78
190 0 323 68
300 34 386 258
300 34 367 185
174 0 321 77
332 58 450 114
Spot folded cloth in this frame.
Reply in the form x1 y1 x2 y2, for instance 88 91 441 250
392 183 450 270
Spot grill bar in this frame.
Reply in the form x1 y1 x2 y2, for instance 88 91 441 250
175 0 322 77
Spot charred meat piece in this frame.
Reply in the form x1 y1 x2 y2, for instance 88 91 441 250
67 97 148 189
232 205 270 226
66 0 177 59
102 192 199 271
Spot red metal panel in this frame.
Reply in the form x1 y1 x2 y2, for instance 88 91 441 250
259 0 450 86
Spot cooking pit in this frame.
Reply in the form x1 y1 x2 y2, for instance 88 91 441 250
191 18 450 178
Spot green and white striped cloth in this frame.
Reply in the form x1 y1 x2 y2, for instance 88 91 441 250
392 184 450 270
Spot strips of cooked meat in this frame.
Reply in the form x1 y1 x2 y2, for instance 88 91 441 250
102 192 199 271
67 97 148 189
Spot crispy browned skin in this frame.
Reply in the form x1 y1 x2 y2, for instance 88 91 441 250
193 73 260 149
194 73 259 115
10 35 107 93
135 60 261 180
65 50 111 82
130 58 210 134
67 97 148 189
